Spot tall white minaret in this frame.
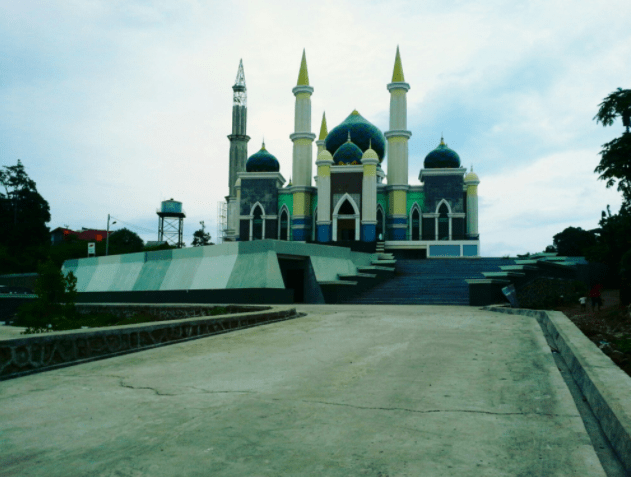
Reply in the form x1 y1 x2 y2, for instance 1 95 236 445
225 59 250 241
290 50 316 241
385 46 412 241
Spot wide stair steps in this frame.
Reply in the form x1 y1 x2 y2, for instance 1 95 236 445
342 258 516 305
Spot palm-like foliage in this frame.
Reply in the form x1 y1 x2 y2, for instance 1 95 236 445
594 87 631 132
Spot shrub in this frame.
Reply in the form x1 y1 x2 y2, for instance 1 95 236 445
16 259 77 333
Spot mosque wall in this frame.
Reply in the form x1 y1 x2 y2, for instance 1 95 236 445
422 175 465 213
239 177 280 241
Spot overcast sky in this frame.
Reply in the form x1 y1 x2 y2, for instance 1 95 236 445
2 0 630 256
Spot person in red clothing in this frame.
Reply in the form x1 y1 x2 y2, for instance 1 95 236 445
589 283 603 311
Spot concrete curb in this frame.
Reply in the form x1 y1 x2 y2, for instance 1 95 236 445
485 306 631 475
0 306 299 381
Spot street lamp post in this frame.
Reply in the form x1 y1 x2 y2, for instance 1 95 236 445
105 214 116 256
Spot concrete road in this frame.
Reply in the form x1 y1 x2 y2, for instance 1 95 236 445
0 305 606 476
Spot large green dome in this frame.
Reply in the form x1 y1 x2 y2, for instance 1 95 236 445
246 143 280 172
326 110 386 163
424 138 461 168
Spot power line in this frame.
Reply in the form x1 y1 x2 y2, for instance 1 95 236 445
110 216 155 235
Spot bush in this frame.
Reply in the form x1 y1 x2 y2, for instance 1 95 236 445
16 259 77 333
517 278 587 310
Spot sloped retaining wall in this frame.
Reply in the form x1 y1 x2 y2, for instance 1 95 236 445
0 306 298 381
486 306 631 475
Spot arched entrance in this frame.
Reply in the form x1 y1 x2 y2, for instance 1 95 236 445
332 194 360 242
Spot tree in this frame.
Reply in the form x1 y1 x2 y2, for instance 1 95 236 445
585 205 631 270
594 88 631 202
192 228 212 246
0 160 51 249
552 226 597 257
107 228 144 255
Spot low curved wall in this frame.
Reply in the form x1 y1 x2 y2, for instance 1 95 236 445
0 306 298 381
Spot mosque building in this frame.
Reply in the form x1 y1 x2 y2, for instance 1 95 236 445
223 48 480 258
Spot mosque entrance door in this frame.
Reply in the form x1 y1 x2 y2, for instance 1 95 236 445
337 219 356 241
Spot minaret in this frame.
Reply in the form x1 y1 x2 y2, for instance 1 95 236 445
228 59 250 197
361 142 379 242
225 59 250 241
464 166 480 240
290 50 316 241
385 46 412 240
316 112 328 153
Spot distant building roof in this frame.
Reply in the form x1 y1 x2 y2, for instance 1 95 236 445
51 227 111 244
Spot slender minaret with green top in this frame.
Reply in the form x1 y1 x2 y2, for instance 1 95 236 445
385 46 412 240
290 50 316 241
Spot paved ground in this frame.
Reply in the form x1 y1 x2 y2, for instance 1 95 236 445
0 305 607 476
0 324 26 340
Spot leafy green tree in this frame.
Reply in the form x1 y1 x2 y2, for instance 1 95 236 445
584 204 631 287
192 228 212 246
0 160 51 273
107 228 144 255
16 259 77 333
552 226 597 257
0 160 51 248
594 88 631 201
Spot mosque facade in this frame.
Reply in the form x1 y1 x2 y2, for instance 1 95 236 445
224 49 480 258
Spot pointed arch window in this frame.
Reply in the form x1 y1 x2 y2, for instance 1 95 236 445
411 207 421 241
250 203 265 241
312 207 317 242
438 203 449 240
376 206 385 241
279 206 289 241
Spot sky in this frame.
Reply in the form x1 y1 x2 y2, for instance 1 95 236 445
1 0 630 256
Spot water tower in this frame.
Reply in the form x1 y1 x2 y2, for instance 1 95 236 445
157 199 186 248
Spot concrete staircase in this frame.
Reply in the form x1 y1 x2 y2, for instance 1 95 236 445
342 258 516 305
319 247 396 304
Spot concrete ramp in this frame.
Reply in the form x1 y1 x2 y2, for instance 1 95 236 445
1 305 629 475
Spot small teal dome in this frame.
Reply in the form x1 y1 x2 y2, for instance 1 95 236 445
246 143 280 172
424 138 461 168
333 134 363 165
326 110 386 162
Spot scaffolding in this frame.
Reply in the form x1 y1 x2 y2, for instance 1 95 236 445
216 201 227 244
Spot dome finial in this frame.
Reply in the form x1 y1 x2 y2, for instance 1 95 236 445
319 112 328 140
369 138 372 149
440 134 445 146
234 59 246 87
391 45 405 83
347 130 352 142
262 138 266 150
297 49 309 86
